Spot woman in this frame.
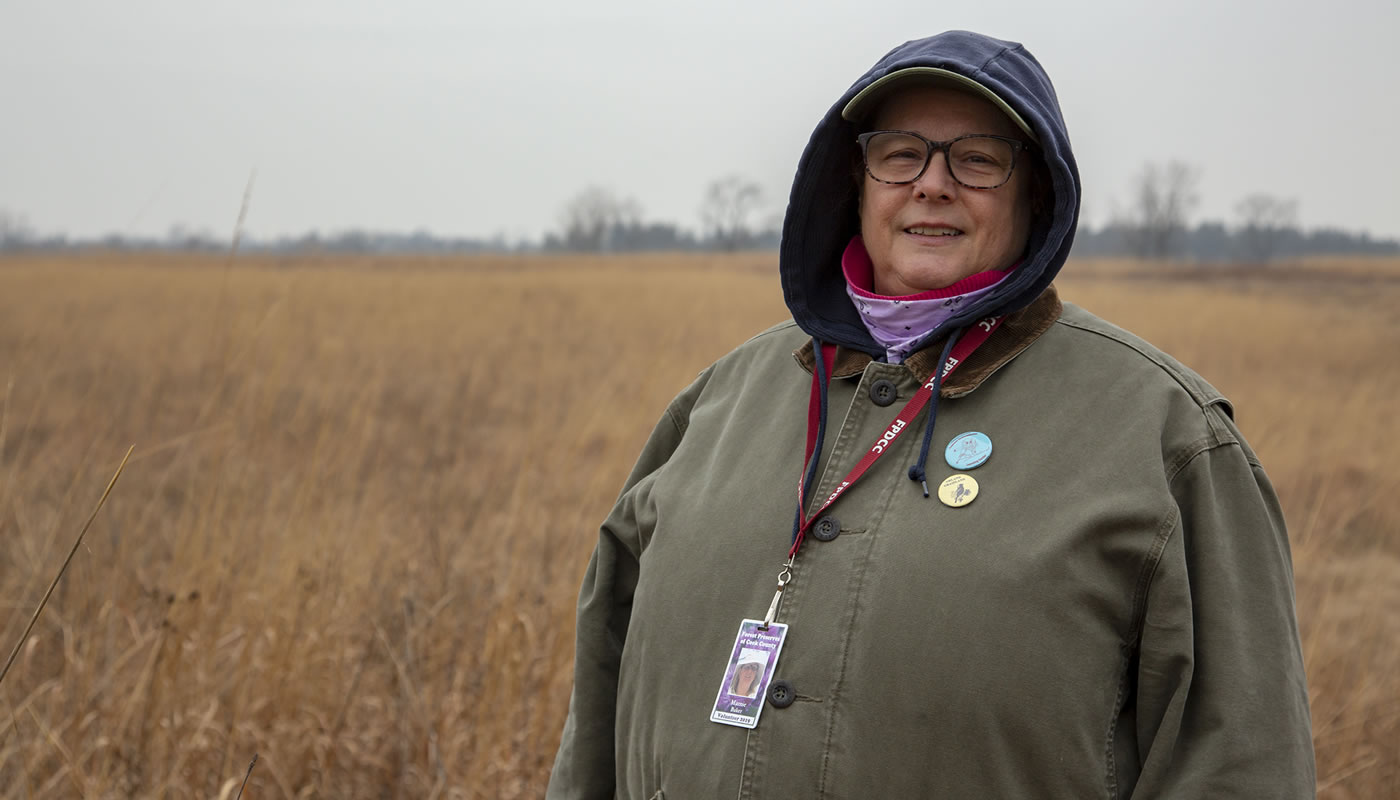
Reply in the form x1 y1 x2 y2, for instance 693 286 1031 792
549 31 1314 798
727 658 764 699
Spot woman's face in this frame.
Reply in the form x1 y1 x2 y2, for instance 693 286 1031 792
859 86 1035 295
736 665 759 692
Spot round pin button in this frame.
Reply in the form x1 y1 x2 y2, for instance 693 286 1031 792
945 431 993 470
938 474 979 507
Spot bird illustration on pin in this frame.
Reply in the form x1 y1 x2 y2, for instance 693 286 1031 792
945 432 993 470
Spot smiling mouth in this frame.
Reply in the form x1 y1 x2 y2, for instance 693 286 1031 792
906 226 963 237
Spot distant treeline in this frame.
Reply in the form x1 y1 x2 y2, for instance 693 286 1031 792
1 220 1395 260
0 224 784 255
1071 221 1400 261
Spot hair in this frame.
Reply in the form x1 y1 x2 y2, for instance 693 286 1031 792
729 661 762 695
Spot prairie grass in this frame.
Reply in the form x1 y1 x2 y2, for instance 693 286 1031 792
0 251 1395 798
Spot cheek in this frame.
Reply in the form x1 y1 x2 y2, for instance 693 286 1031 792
858 191 883 243
859 181 876 222
985 192 1033 254
859 184 898 232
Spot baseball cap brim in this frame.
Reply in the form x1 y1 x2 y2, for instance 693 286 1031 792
841 67 1038 144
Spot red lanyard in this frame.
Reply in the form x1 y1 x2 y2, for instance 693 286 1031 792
789 315 1004 560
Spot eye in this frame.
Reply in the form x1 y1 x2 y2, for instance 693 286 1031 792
883 148 924 162
950 137 1014 175
956 149 1002 166
866 132 927 161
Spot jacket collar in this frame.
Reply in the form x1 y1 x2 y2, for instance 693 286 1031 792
794 285 1062 398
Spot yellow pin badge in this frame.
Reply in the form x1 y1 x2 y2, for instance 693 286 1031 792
938 474 979 508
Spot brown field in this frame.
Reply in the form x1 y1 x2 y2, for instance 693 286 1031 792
0 251 1396 798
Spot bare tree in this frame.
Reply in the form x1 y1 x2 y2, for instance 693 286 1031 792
560 186 641 252
699 176 764 251
1234 193 1298 264
1127 161 1200 259
0 209 35 251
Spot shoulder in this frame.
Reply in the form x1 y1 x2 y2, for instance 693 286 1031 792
1049 302 1231 415
739 318 807 350
1016 301 1250 469
708 318 809 376
662 319 807 430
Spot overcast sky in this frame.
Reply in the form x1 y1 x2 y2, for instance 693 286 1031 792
3 0 1397 243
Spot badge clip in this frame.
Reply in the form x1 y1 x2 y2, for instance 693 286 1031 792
760 558 794 630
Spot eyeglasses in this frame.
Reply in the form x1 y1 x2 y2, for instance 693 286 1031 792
857 131 1028 189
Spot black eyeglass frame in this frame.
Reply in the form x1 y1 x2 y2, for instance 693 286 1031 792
856 131 1030 190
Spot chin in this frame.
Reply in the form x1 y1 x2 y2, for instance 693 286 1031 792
895 264 978 292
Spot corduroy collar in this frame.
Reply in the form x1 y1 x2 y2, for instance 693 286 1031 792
793 285 1062 397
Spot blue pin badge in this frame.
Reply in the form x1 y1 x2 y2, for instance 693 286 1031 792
945 431 993 470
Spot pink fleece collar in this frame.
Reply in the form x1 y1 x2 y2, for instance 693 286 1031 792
842 236 1016 363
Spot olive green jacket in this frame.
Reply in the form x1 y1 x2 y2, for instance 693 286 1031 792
548 289 1315 799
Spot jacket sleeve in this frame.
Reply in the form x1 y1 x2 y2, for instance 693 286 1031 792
545 369 711 800
1128 432 1316 798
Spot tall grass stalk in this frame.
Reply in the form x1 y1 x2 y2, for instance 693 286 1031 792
0 446 133 689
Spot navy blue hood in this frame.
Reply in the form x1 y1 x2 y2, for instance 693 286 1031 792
779 31 1081 355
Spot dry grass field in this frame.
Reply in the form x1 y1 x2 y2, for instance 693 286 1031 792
0 251 1396 798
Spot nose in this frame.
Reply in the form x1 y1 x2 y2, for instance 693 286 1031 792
913 148 957 199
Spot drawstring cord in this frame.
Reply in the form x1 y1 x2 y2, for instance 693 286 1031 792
792 336 831 543
908 329 965 498
797 327 963 530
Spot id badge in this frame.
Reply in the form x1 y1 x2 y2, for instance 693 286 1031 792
709 619 788 729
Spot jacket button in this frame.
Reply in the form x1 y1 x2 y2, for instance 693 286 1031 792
812 515 841 542
767 679 796 709
869 379 897 407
